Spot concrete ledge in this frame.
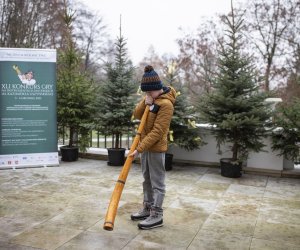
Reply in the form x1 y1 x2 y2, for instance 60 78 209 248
79 150 299 179
243 166 300 178
79 152 108 161
282 169 300 178
172 159 219 168
243 166 282 177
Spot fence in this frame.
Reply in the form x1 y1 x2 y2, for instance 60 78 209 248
58 127 134 149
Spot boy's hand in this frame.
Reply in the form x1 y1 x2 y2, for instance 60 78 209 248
145 95 154 106
128 150 139 159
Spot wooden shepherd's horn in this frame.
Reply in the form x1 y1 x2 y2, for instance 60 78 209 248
103 105 150 231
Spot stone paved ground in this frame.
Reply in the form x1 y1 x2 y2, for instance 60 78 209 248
0 158 300 250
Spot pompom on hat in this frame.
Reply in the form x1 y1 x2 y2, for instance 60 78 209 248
140 65 163 92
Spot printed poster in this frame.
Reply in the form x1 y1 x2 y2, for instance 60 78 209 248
0 48 59 168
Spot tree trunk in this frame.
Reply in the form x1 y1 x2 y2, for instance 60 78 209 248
115 133 120 149
232 142 238 161
265 64 271 92
69 127 74 147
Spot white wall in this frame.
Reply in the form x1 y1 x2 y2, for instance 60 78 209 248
168 127 286 171
168 128 231 165
247 137 283 170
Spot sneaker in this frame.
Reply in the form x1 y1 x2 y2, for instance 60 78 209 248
138 209 163 230
131 203 151 221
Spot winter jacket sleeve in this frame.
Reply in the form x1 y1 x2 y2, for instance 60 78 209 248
133 97 146 120
137 99 174 152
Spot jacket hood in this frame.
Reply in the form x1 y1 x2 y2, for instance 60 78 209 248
158 86 176 105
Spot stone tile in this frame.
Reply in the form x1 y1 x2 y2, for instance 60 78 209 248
214 200 260 218
201 213 256 236
66 193 109 213
0 240 42 250
27 180 68 193
182 181 229 200
264 187 300 201
40 192 77 207
0 174 37 192
253 219 300 246
205 167 220 174
88 215 139 238
3 189 51 205
261 197 300 210
224 184 265 198
1 159 300 249
188 230 251 250
220 193 263 209
10 224 82 250
166 168 204 184
264 177 300 201
76 180 115 194
0 216 42 240
194 180 230 191
164 193 181 207
233 174 268 187
169 165 208 176
200 173 234 184
88 203 140 238
126 225 196 249
0 199 25 217
169 196 219 214
45 207 102 230
250 238 299 250
267 177 300 188
11 201 65 222
123 239 186 250
117 202 144 217
166 177 201 189
205 195 260 236
259 198 300 226
57 231 131 250
163 207 208 232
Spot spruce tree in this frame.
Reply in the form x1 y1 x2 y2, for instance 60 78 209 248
164 62 202 151
272 99 300 161
96 27 135 149
198 4 271 162
57 6 95 151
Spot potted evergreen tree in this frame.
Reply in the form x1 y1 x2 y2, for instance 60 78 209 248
163 62 203 171
96 27 135 166
57 7 95 161
271 98 300 168
197 3 271 177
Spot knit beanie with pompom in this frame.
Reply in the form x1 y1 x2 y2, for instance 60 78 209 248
140 65 163 92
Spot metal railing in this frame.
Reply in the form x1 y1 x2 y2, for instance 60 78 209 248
58 127 134 149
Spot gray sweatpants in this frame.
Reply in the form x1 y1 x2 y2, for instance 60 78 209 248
140 151 166 211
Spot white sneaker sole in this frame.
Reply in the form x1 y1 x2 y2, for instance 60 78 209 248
131 215 149 221
138 221 163 230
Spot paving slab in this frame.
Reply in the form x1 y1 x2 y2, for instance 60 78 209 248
0 158 299 249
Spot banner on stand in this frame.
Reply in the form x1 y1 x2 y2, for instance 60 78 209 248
0 48 58 169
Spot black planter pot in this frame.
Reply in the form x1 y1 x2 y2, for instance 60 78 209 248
60 146 79 162
165 153 173 171
220 158 242 178
107 148 126 166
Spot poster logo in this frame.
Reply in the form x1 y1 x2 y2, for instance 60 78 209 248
12 64 36 86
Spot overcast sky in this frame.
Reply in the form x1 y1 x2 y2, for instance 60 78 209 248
81 0 245 64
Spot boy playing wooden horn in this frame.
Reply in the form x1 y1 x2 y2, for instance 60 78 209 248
129 65 176 229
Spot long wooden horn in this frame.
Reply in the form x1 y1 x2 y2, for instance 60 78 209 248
103 105 150 231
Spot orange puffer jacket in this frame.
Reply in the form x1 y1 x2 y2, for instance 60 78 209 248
133 86 176 153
